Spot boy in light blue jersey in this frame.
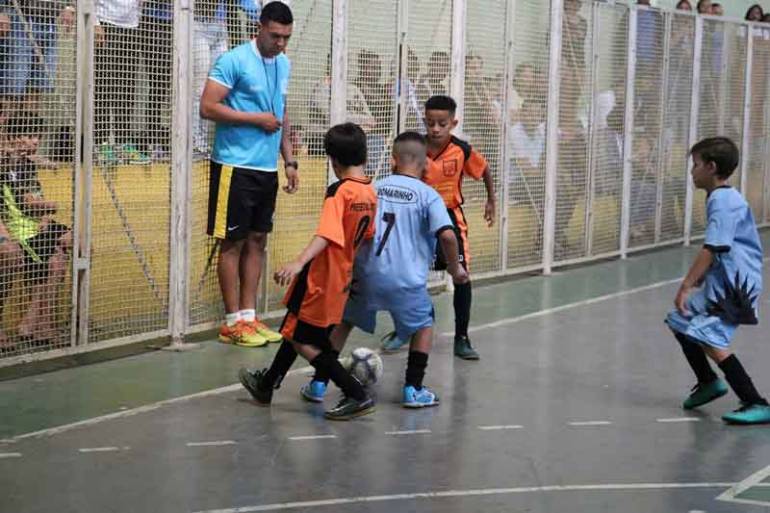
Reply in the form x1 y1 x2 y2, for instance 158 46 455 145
299 132 468 407
666 137 769 425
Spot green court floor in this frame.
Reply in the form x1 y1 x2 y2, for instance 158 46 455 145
0 232 767 440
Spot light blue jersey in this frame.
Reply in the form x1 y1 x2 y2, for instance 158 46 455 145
355 173 453 306
666 186 764 348
701 187 763 322
208 41 291 171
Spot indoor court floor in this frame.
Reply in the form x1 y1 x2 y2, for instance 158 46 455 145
2 235 770 513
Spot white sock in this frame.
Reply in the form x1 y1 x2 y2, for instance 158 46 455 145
225 312 240 327
240 309 256 323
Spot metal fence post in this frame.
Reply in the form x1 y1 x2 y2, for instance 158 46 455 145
498 0 516 271
73 0 95 347
653 11 673 244
739 24 753 198
542 0 563 275
167 0 194 347
683 15 703 246
620 5 637 259
584 1 600 257
328 0 349 185
450 0 466 129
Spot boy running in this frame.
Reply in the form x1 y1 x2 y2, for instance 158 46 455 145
415 94 495 360
299 131 469 406
666 137 769 425
238 123 377 421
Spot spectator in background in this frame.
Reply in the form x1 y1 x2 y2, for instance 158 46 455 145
0 1 74 116
307 54 374 156
0 113 71 345
696 0 711 14
636 0 663 101
676 0 692 10
710 3 724 16
746 4 764 21
355 49 392 178
226 0 260 47
140 0 173 161
94 0 149 166
416 51 449 101
193 0 228 159
509 63 545 127
464 54 498 158
508 99 545 215
391 48 422 131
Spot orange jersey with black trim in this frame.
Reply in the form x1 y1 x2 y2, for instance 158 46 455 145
423 135 488 209
283 176 376 327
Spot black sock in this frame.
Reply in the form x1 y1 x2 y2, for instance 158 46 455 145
312 350 339 384
675 333 718 384
454 281 472 339
718 354 768 406
261 340 297 390
405 351 429 389
311 351 366 401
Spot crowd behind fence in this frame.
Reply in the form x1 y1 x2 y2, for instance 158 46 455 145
1 0 769 365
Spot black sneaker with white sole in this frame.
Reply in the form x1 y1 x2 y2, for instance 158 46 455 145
324 395 376 420
238 368 273 405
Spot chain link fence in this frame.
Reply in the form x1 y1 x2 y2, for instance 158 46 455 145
1 0 769 364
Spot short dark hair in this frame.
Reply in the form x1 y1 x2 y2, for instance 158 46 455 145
324 123 367 166
690 137 739 179
424 95 457 115
394 131 426 146
260 1 293 25
5 112 44 137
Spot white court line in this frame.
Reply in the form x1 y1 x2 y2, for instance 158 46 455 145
78 446 121 453
0 452 22 458
384 429 431 436
13 258 770 441
656 417 700 423
477 425 523 431
191 482 739 513
11 365 314 441
443 255 770 338
288 435 337 441
568 421 612 427
186 441 237 447
717 463 770 506
442 278 681 337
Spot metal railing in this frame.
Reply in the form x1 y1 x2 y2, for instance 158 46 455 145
1 0 768 365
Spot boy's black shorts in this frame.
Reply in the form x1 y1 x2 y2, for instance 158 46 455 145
207 162 279 241
22 222 70 281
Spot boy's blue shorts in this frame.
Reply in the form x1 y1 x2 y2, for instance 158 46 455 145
343 287 435 343
665 290 737 349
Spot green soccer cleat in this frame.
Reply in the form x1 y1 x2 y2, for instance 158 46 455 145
722 403 770 425
454 336 480 360
682 379 728 410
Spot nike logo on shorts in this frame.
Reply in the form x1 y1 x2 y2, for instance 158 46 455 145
227 225 240 231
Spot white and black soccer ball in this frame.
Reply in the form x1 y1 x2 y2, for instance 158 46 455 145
347 347 384 386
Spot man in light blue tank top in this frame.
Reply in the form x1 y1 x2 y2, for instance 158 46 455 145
297 132 469 408
200 1 299 347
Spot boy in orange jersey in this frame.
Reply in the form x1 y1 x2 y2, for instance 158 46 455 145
416 94 495 360
238 123 378 420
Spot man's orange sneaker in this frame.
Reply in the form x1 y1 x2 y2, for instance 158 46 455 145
250 319 283 343
219 321 268 347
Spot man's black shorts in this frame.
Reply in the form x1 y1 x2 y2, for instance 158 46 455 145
207 162 279 241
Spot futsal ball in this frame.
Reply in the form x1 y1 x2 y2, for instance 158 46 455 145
347 347 384 386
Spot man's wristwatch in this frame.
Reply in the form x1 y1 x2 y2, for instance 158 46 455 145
285 160 299 170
